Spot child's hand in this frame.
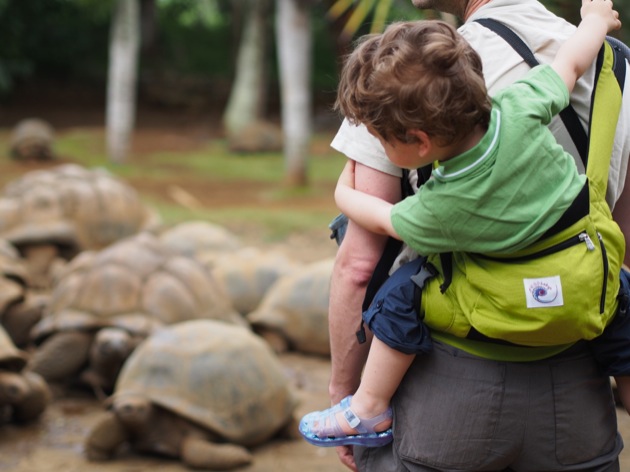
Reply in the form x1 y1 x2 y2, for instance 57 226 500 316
337 160 356 190
581 0 621 33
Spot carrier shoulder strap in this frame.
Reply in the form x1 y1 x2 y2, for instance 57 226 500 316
475 17 625 192
475 18 588 164
587 40 623 194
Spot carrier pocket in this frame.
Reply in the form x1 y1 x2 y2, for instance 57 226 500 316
462 223 609 346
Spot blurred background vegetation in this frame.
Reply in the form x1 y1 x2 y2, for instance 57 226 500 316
3 0 621 104
0 0 628 238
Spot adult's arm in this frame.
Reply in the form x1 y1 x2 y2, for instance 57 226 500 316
335 160 399 239
328 162 402 471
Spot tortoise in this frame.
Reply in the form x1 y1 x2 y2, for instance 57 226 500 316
209 246 298 316
226 120 283 153
157 220 241 262
0 163 161 289
85 319 298 470
247 258 334 356
0 324 50 424
0 238 46 347
9 118 55 161
27 232 245 398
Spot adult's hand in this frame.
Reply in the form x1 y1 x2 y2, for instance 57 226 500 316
337 445 358 471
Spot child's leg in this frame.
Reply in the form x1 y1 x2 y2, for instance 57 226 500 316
335 337 415 435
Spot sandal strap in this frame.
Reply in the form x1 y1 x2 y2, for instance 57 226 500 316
343 405 393 435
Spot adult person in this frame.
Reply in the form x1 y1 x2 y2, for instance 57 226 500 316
327 0 630 470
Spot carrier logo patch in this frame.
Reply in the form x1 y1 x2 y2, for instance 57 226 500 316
524 276 564 308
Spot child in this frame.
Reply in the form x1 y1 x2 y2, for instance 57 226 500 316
299 0 625 448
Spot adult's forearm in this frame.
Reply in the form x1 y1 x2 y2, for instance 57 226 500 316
328 163 402 403
335 185 397 239
328 222 383 403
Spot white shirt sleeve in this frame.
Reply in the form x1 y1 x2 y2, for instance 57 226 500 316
330 119 403 177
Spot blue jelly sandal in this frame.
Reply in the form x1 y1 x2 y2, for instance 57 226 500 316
299 395 393 447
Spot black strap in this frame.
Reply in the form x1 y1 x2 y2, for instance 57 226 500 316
361 165 432 313
539 180 589 240
438 253 452 293
475 18 588 166
361 237 403 312
357 164 435 342
606 36 628 92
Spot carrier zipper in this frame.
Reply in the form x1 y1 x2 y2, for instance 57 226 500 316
480 231 592 263
597 232 609 314
579 232 596 251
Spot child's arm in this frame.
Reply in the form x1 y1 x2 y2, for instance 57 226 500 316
334 160 401 240
552 0 621 93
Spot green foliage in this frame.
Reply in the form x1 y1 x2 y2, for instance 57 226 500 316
327 0 427 39
150 0 233 76
0 0 112 92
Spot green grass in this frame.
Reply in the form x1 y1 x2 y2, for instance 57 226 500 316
50 129 344 183
0 127 344 240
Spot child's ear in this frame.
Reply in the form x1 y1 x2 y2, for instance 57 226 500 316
407 130 431 157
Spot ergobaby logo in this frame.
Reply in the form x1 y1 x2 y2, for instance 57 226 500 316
524 276 564 308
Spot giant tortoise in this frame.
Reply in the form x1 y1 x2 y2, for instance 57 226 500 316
247 258 333 356
85 319 297 470
158 220 241 261
0 238 47 347
209 246 298 316
27 232 244 398
0 325 50 424
9 118 55 161
0 164 160 288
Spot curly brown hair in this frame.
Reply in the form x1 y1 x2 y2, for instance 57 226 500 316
335 20 491 146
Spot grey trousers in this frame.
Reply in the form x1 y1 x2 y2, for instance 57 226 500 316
356 341 623 472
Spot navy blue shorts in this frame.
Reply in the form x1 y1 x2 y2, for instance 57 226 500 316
362 257 433 355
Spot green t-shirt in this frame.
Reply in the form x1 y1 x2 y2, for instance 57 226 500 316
391 65 587 256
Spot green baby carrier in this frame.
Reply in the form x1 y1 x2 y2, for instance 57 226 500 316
419 22 627 347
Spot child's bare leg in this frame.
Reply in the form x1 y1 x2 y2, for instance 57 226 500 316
336 337 414 435
614 375 630 415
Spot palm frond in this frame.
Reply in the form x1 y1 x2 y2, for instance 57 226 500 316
327 0 387 39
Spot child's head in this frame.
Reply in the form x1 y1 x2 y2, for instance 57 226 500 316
335 20 491 147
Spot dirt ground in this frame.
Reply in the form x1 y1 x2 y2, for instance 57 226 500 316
2 104 630 472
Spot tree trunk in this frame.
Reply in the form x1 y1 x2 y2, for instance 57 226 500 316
276 0 312 187
106 0 140 164
223 0 271 137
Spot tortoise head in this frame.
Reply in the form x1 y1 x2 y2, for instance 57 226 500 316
111 392 154 430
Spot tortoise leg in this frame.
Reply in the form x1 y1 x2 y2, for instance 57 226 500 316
0 372 29 405
276 415 301 440
254 328 289 354
180 435 252 470
27 331 93 382
11 371 50 423
85 410 130 461
3 292 47 347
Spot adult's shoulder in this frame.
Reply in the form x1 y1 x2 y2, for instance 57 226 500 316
330 119 402 177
